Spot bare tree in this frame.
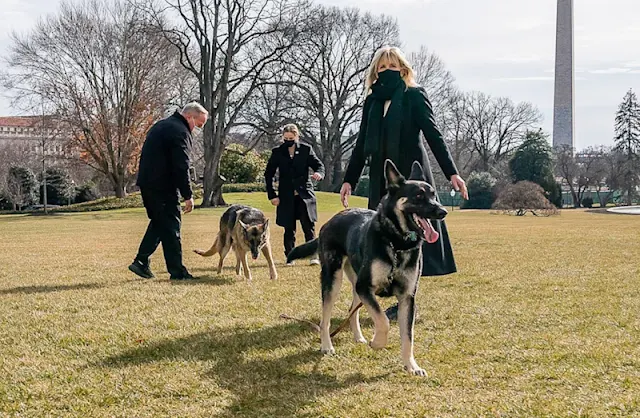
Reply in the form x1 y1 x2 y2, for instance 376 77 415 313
409 46 456 116
234 82 299 152
4 0 177 197
590 146 625 207
283 6 399 190
141 0 310 206
0 143 36 192
554 145 581 208
436 91 476 178
464 92 542 174
554 145 603 208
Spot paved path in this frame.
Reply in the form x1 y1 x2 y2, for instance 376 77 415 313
607 206 640 215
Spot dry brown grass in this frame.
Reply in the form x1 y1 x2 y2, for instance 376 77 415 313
1 193 639 417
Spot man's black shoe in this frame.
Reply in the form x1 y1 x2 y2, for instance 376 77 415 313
128 261 154 279
170 272 197 281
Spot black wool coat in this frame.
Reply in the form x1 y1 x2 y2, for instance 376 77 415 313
136 111 193 200
265 142 325 228
343 86 459 276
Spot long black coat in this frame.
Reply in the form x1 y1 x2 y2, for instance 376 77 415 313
343 86 459 276
265 142 325 228
136 111 193 200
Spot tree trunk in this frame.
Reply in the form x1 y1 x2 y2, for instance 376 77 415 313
318 155 333 192
111 173 127 198
201 137 226 207
567 184 580 208
330 158 344 192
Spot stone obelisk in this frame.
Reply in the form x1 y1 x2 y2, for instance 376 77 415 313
552 0 575 149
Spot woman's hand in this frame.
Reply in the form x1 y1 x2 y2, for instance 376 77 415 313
311 172 323 181
340 183 352 208
270 198 280 206
451 175 468 200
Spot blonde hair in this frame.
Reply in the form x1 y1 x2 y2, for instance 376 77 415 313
364 46 417 93
282 123 299 137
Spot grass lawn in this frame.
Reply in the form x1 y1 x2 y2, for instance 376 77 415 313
1 192 639 417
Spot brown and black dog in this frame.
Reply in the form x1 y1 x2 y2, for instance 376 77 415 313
194 205 277 281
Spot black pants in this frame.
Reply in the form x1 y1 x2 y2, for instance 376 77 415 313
135 188 187 277
284 195 315 256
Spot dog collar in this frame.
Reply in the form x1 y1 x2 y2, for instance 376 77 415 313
378 214 421 250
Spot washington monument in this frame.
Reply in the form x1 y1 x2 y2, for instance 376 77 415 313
553 0 575 148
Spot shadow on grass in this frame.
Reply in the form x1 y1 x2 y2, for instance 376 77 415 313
102 322 388 417
169 275 236 286
0 282 104 296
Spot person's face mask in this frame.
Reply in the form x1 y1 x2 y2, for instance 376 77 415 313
191 117 205 135
376 68 402 86
283 134 297 147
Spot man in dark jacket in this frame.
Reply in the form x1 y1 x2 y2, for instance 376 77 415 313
128 102 208 280
264 124 325 265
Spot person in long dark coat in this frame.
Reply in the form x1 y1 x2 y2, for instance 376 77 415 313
340 46 468 318
128 102 208 281
265 124 325 265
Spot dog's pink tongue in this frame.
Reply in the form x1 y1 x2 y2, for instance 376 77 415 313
418 218 439 244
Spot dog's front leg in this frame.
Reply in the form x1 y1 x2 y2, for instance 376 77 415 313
261 243 278 280
397 294 426 377
234 250 242 276
356 261 390 350
239 251 252 281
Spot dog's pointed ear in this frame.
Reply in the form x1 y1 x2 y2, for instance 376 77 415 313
409 161 426 181
384 159 405 189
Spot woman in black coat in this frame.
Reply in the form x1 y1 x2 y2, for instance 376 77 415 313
340 46 468 316
265 124 325 265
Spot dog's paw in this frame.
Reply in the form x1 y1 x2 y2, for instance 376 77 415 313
354 336 367 344
320 346 336 355
405 365 427 377
369 334 388 350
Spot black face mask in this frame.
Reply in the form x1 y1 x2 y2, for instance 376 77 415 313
371 69 403 100
285 140 296 148
376 69 402 88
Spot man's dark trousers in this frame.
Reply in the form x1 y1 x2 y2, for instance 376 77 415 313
135 188 187 277
283 195 315 256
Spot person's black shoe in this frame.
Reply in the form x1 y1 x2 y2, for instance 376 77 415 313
385 304 398 321
170 272 197 281
128 260 154 279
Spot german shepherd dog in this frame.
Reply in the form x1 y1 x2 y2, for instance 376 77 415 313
286 160 447 376
194 205 278 281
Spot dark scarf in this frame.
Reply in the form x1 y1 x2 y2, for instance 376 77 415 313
364 70 405 164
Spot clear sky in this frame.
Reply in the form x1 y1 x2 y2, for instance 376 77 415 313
2 0 639 150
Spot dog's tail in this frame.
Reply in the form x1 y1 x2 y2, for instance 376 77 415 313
193 234 220 257
286 238 319 263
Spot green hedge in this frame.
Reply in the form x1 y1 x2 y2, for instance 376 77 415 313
222 183 266 193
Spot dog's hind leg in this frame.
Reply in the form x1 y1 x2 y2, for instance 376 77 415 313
397 293 426 377
217 237 232 274
344 260 366 344
261 242 278 280
356 260 391 350
320 252 343 355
